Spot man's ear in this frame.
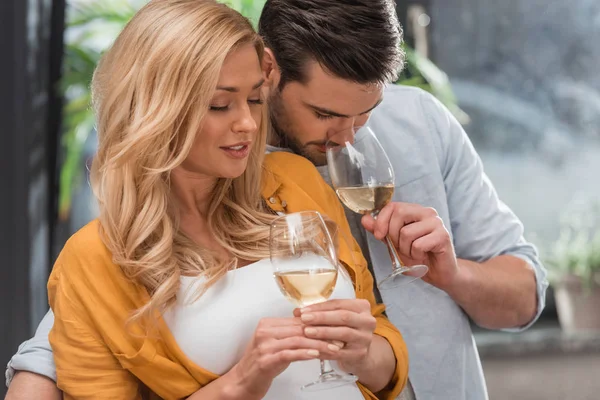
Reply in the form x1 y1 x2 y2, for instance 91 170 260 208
262 48 281 87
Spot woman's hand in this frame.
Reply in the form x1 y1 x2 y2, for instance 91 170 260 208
293 299 376 370
226 317 342 399
293 299 396 393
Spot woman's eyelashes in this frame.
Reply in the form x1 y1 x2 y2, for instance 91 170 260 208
209 98 264 112
210 105 229 112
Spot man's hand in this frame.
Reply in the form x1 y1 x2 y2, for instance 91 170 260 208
362 202 459 291
363 201 539 329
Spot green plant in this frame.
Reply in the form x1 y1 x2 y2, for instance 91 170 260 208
58 0 466 219
544 198 600 288
224 0 266 26
59 0 138 219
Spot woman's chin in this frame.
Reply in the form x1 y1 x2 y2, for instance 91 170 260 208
220 167 247 180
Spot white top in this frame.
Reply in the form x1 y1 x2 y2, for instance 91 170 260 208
163 257 365 400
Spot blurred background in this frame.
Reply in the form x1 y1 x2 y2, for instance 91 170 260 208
1 0 599 398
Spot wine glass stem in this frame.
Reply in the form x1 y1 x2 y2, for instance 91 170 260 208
320 359 334 375
384 235 405 271
371 211 405 271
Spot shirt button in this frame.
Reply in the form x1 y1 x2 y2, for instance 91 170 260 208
269 197 276 204
281 200 287 207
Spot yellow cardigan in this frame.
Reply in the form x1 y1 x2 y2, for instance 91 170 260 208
48 152 408 400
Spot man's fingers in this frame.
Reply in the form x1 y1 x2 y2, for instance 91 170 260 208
411 230 450 258
397 218 439 258
373 204 394 239
361 214 376 233
374 202 437 240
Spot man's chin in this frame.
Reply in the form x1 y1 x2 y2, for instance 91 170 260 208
302 150 328 167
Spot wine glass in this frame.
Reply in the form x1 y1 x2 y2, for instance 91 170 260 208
326 125 428 289
270 211 358 391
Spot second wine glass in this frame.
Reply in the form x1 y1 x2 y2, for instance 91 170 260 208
326 126 428 289
270 211 358 391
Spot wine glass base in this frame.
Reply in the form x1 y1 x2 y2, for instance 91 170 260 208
377 264 428 290
301 371 358 392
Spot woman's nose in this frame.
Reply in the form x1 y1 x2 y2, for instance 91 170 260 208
233 104 258 134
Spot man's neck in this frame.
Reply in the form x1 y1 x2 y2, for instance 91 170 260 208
265 143 292 153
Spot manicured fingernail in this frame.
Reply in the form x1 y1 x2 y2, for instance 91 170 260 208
307 349 320 357
305 327 317 336
332 340 345 348
328 344 341 352
300 307 311 314
301 313 315 322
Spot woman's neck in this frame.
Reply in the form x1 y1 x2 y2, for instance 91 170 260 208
170 167 216 218
170 167 255 269
170 167 228 260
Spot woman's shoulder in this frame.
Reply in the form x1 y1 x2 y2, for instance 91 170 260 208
59 219 111 261
263 151 330 194
51 219 122 286
264 150 319 172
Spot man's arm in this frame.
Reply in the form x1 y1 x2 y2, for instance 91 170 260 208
5 310 57 387
5 372 61 400
5 309 61 399
424 91 548 330
447 256 537 329
364 202 541 330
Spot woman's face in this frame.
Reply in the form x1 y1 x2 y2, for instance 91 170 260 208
180 43 265 180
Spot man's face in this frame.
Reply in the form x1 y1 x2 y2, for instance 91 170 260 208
267 61 383 166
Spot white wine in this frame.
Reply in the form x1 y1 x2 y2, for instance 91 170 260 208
274 268 338 307
336 185 394 214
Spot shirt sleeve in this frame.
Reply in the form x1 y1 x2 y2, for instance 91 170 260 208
5 310 56 388
48 257 141 399
421 90 549 331
323 180 409 399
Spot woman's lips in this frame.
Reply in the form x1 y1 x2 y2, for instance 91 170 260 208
221 144 251 159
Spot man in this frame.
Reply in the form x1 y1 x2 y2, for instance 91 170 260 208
6 1 548 399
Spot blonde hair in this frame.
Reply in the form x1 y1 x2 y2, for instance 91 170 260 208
90 0 275 322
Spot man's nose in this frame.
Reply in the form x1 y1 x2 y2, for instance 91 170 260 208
327 125 356 146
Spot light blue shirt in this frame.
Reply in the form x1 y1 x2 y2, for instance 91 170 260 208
5 86 548 400
362 86 547 399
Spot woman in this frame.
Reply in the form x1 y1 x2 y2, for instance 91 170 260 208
48 1 408 399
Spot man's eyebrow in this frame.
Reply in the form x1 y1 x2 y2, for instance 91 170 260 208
304 97 383 118
216 78 265 92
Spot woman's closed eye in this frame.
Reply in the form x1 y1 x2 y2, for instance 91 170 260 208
248 98 264 106
209 98 264 112
210 104 229 111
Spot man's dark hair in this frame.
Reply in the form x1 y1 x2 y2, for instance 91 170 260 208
258 0 404 87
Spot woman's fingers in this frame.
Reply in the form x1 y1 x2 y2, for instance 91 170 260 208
254 323 306 340
303 325 371 347
254 349 322 374
259 336 343 356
